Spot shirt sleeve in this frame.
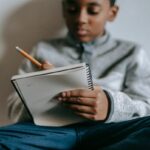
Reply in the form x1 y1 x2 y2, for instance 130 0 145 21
104 48 150 122
7 92 32 122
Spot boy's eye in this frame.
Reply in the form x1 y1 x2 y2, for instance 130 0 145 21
65 5 78 14
88 6 101 15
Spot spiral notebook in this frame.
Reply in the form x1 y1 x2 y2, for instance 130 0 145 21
11 63 93 126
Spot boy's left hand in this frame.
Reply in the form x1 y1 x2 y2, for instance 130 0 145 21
58 86 109 121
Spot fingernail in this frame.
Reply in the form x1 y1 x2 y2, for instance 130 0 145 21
58 97 62 101
62 92 66 97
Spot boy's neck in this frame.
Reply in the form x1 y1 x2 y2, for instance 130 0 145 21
68 30 108 45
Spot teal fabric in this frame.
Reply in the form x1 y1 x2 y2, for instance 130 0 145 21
1 116 150 149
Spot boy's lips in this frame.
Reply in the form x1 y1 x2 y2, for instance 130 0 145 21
75 27 89 36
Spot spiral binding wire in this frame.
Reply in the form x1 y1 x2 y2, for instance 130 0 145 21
86 64 94 90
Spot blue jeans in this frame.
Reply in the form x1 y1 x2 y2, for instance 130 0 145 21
0 116 150 150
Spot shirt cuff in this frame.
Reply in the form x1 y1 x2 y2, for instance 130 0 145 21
103 89 114 122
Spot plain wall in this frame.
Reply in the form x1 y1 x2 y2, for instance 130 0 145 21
0 0 150 126
0 0 65 126
108 0 150 54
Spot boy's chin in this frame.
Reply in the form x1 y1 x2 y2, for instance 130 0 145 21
75 36 94 43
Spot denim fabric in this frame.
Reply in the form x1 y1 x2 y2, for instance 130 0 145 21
0 122 77 150
1 116 150 150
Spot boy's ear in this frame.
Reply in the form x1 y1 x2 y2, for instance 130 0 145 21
108 5 119 22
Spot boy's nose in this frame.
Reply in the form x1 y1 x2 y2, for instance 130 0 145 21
76 9 88 24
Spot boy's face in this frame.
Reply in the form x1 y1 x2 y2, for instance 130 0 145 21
63 0 118 42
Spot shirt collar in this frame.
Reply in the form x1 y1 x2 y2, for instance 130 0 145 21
65 30 115 59
66 30 110 51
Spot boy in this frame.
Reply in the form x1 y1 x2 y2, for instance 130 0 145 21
1 0 150 149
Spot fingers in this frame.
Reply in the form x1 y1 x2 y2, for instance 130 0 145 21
65 103 96 115
58 86 108 121
61 87 100 98
64 103 100 121
59 97 97 107
75 112 98 120
42 61 54 70
59 97 100 120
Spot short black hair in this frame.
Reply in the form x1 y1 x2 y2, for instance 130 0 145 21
62 0 116 6
110 0 116 6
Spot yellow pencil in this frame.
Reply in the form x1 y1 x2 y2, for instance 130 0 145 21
16 46 42 69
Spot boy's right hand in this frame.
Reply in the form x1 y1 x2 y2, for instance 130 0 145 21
41 61 54 70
